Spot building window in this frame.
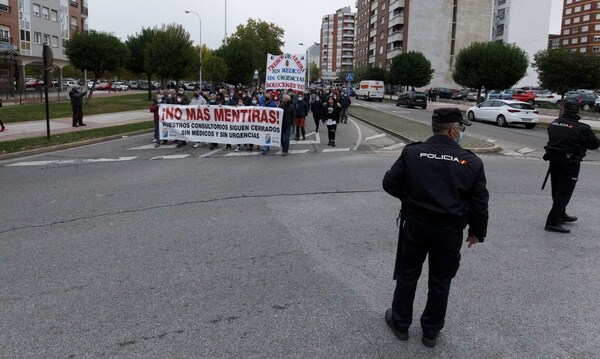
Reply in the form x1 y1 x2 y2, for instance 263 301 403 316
43 34 50 44
594 35 600 41
498 0 506 5
42 7 49 19
0 27 10 43
583 14 590 22
51 35 58 47
592 46 600 53
574 17 580 23
70 16 78 31
379 46 383 54
566 8 572 14
572 37 579 44
51 9 58 22
582 25 589 31
33 32 41 44
596 24 600 30
573 27 580 33
574 6 581 12
565 18 571 25
563 39 569 45
581 36 588 42
580 47 587 52
33 4 40 16
596 13 600 20
584 3 591 10
566 0 572 3
20 29 30 41
564 28 570 35
0 0 9 13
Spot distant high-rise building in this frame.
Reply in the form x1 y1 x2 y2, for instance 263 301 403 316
320 6 355 81
0 0 88 94
559 0 600 55
493 0 551 87
354 0 493 89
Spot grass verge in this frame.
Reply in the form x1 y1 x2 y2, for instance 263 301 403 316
1 93 151 123
0 121 153 154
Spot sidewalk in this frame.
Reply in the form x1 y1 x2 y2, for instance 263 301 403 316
0 110 151 143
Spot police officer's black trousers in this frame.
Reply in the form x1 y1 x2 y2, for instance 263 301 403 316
391 214 462 336
546 158 580 226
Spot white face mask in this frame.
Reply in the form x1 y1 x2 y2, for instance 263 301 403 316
252 100 257 105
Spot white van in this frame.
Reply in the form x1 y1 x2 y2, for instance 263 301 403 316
356 80 384 101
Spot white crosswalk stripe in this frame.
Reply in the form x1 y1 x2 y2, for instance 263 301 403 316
151 154 191 160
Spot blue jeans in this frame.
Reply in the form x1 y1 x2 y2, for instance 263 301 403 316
281 125 292 153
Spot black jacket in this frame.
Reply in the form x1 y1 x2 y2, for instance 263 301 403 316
280 101 296 129
321 102 341 123
69 89 86 107
382 135 489 240
546 113 600 159
311 100 323 117
293 100 310 118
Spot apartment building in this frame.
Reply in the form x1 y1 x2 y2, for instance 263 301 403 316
320 6 355 81
0 0 88 93
493 0 551 87
559 0 600 54
354 0 493 88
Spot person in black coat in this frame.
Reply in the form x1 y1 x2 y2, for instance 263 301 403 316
382 108 489 348
543 101 600 233
69 85 87 127
310 96 323 132
280 95 296 156
293 93 310 141
321 97 341 147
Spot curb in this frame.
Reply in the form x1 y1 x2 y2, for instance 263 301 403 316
0 129 152 161
350 112 501 154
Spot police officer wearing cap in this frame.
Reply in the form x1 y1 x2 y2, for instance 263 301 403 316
382 107 489 348
544 101 600 233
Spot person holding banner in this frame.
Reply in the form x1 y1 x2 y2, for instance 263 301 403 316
322 97 341 147
262 94 279 155
310 96 323 132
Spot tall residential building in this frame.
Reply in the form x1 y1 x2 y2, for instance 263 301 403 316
0 0 88 93
320 6 355 81
493 0 552 87
354 0 493 89
559 0 600 54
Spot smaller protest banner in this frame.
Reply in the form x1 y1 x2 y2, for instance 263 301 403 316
265 53 306 92
159 104 283 147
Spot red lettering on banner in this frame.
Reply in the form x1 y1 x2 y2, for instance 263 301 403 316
292 55 305 72
214 108 224 121
267 54 284 71
202 108 210 121
186 108 198 120
269 110 279 124
164 107 174 120
260 111 269 123
232 109 240 122
252 109 261 123
174 108 182 120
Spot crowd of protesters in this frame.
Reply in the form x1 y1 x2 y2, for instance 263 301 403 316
151 84 351 156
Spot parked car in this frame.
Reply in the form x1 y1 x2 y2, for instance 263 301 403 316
113 81 129 91
534 91 562 107
466 99 539 129
564 92 597 111
432 87 454 99
396 91 427 109
511 90 537 105
342 87 355 97
96 82 112 91
451 89 469 101
62 78 79 89
127 81 139 90
466 90 485 102
25 78 44 89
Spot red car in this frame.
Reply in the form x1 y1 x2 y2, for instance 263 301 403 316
96 82 112 91
25 79 44 89
511 90 537 105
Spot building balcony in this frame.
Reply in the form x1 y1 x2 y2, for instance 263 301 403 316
389 0 405 7
388 32 403 43
341 60 353 67
387 47 402 59
389 14 404 27
82 7 88 16
342 52 354 59
71 25 79 32
369 43 376 51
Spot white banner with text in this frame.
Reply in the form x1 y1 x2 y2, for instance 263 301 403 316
265 53 306 92
159 104 283 147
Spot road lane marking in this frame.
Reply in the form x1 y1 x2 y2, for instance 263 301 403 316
517 147 536 154
224 151 261 157
82 157 138 163
151 154 191 160
380 143 406 151
322 148 351 153
365 133 387 142
128 144 177 150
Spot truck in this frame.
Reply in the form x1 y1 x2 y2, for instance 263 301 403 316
355 80 384 102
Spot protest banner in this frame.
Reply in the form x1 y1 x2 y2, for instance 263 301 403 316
159 104 283 147
265 53 306 92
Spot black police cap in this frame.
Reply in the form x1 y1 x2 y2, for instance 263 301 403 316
564 101 580 114
432 107 471 126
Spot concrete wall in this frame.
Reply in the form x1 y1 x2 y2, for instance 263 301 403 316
406 0 493 89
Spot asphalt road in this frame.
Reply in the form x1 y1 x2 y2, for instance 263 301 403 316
1 118 599 358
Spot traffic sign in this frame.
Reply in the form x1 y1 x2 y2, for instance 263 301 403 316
345 72 354 82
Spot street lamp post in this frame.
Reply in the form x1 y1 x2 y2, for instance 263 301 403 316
299 43 309 90
185 10 202 87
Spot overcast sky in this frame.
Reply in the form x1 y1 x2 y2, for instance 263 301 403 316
88 0 563 53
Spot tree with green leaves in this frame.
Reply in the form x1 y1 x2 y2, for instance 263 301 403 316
215 37 261 85
452 42 528 103
126 27 158 100
203 53 228 87
388 51 434 91
229 19 284 82
309 62 320 83
144 23 197 89
533 47 600 108
65 30 130 104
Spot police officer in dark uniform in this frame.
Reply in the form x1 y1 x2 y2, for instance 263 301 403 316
544 101 600 233
382 108 489 348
